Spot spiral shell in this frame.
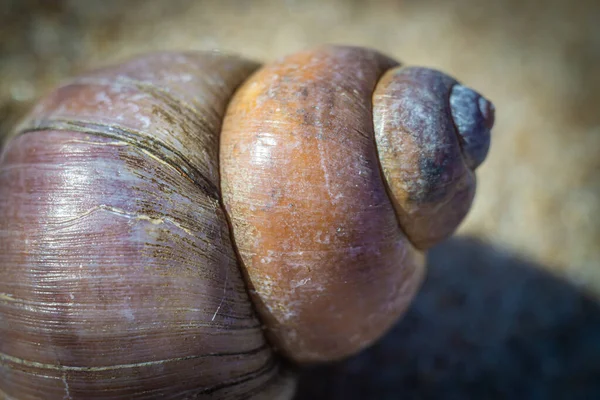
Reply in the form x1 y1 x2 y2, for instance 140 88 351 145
0 45 493 398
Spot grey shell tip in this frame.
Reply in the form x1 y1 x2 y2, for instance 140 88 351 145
449 84 494 170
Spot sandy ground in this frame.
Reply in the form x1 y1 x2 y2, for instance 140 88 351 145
1 0 599 398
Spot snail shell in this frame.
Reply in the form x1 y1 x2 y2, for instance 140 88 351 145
0 46 493 399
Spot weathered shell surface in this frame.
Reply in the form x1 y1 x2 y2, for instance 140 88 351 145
220 46 426 363
0 52 294 399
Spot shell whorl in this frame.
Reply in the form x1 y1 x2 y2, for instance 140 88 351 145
374 66 493 249
0 52 294 399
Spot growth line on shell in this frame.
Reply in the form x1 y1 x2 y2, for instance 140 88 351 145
62 373 72 400
0 345 269 372
212 257 229 321
43 204 194 236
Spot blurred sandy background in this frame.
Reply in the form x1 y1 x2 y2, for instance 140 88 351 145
1 0 599 398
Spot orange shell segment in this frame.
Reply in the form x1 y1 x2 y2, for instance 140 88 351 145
220 46 426 363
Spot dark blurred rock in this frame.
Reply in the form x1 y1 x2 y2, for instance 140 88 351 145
295 238 600 399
